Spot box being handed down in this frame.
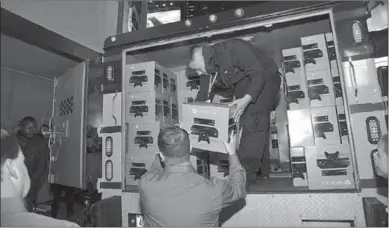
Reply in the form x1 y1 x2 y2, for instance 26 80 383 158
181 102 239 153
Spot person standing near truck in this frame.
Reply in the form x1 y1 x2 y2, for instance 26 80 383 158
188 38 281 183
14 116 50 212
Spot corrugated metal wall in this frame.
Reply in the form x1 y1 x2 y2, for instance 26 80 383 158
1 0 119 52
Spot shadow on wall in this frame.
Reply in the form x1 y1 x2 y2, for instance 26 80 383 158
219 199 247 226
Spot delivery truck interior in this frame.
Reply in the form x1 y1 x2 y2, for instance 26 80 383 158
95 1 388 227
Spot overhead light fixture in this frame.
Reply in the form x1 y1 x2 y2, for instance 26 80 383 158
209 14 217 23
234 8 244 18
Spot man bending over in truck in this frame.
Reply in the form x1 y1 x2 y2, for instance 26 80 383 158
187 38 281 183
15 116 50 212
138 126 246 227
1 129 79 227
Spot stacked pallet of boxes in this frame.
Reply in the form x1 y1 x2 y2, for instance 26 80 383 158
177 71 235 180
283 33 354 190
124 61 178 187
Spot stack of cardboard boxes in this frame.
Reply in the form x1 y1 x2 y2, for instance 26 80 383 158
124 61 178 186
283 33 354 190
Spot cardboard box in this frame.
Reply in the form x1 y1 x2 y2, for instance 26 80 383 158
287 109 314 147
281 47 305 78
336 105 349 144
125 61 163 94
290 147 308 187
190 150 211 180
209 153 229 180
128 121 160 156
180 76 201 93
325 33 340 77
285 75 310 110
332 76 344 106
161 71 170 95
181 102 238 153
310 106 341 145
305 144 355 190
103 92 122 126
169 72 178 99
306 69 335 107
301 34 330 72
125 91 170 125
170 98 179 125
125 154 155 186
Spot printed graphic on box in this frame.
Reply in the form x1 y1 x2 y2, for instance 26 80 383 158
126 62 163 94
126 92 170 125
125 155 154 186
310 106 341 146
282 47 305 78
128 121 160 155
285 75 310 110
305 144 355 190
181 102 238 153
301 34 330 72
325 33 340 77
287 109 314 147
170 98 179 125
306 69 335 107
290 147 308 187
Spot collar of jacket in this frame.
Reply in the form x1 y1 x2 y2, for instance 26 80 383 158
164 163 196 173
1 196 27 214
202 45 218 74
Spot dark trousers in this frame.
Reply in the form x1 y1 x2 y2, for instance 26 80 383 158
236 73 281 175
50 183 74 218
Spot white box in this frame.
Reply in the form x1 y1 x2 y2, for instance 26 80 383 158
285 75 310 110
126 61 163 94
290 147 308 187
169 72 178 99
180 76 201 93
287 109 314 147
325 33 340 77
336 105 349 144
103 92 122 126
125 154 155 186
128 121 160 155
282 47 305 78
181 102 238 153
305 144 355 190
310 106 341 146
161 70 170 95
125 91 170 125
162 97 172 125
170 98 179 125
301 34 330 72
306 69 335 107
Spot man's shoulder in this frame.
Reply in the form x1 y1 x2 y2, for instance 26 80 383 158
1 212 79 227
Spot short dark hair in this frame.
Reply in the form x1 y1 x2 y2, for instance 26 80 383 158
1 130 21 168
157 126 190 158
19 116 37 126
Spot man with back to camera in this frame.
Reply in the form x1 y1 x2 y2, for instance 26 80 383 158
1 129 79 227
14 116 50 211
138 126 246 227
187 38 281 182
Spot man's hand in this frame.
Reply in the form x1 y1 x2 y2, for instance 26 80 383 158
230 95 252 122
222 132 237 155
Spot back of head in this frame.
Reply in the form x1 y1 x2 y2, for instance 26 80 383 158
158 126 190 158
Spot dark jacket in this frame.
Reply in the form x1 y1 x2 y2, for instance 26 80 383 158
15 132 50 191
196 39 279 102
1 197 79 227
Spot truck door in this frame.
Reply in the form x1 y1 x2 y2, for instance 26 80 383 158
49 61 88 189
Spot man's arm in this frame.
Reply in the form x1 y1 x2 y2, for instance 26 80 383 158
213 154 246 208
195 75 211 102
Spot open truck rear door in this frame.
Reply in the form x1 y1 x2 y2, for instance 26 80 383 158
48 61 88 189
